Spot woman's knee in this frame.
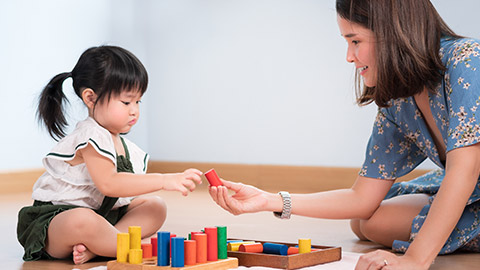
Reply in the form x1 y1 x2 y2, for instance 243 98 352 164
357 218 382 242
350 219 368 241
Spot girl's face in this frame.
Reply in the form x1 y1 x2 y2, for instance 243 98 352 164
337 16 377 87
92 90 142 135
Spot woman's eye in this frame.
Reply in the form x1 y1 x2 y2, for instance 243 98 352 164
352 40 359 45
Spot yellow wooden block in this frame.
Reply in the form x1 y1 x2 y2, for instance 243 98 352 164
298 238 311 254
129 249 143 264
117 233 130 263
129 226 142 250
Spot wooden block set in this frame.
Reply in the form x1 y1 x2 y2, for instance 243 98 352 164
108 225 342 270
107 225 238 270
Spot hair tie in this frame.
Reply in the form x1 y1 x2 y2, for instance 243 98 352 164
68 72 73 78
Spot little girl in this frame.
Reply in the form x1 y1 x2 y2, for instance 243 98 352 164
17 45 202 264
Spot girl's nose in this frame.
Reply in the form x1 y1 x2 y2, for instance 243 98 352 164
130 105 139 115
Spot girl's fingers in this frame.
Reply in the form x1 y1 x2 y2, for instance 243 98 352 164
185 168 203 175
182 180 195 192
178 185 189 196
186 172 202 184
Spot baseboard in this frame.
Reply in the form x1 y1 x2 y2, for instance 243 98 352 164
0 169 44 194
147 161 431 193
0 162 430 194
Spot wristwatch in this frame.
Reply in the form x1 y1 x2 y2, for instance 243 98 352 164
273 191 291 219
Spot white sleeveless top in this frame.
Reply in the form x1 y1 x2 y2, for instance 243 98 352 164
31 117 149 209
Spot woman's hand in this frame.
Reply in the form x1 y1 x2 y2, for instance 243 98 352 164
160 168 203 196
209 180 271 215
355 250 428 270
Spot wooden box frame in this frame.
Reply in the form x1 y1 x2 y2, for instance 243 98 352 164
227 239 341 269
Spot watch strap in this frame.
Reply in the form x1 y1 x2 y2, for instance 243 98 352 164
273 191 291 219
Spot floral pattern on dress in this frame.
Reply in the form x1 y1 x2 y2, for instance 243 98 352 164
360 37 480 254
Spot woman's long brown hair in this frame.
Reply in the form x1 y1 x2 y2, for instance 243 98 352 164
336 0 461 107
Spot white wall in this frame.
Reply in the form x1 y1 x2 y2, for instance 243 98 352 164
0 0 149 171
142 1 375 167
1 1 479 172
141 0 479 168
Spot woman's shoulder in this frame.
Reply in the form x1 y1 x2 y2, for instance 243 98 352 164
440 36 480 61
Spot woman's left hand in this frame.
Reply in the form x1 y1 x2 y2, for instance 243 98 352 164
355 250 427 270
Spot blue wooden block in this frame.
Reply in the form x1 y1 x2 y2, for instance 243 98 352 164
157 231 170 266
171 237 185 267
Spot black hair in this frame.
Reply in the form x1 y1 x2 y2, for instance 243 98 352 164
37 45 148 140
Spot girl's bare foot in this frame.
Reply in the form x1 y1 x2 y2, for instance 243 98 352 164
73 244 96 264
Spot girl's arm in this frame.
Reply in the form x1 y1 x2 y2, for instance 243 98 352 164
402 143 480 268
81 143 202 197
210 175 393 219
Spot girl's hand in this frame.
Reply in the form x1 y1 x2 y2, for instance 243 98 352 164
161 168 202 196
355 250 428 270
209 180 269 215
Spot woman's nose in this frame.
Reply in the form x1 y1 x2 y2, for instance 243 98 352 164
346 46 355 63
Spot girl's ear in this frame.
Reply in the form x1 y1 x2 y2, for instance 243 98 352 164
82 88 97 109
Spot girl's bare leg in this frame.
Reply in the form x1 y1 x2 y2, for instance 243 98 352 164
350 193 430 247
114 195 167 237
45 195 167 264
45 207 118 264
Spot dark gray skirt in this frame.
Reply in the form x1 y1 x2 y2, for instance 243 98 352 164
17 200 128 261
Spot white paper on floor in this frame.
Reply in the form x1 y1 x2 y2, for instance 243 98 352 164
237 252 361 270
84 251 361 270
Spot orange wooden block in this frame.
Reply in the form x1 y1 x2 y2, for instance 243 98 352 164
184 240 197 265
192 233 207 263
239 243 263 253
141 243 152 258
227 241 256 251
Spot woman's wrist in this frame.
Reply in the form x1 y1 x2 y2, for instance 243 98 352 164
264 191 285 213
404 249 435 269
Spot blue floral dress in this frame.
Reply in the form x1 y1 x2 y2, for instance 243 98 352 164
359 37 480 254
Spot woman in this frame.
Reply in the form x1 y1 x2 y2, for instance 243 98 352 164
209 0 480 269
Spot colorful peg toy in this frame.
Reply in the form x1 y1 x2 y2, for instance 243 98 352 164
107 226 340 269
108 225 237 269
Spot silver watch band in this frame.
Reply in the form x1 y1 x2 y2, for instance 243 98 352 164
273 191 291 219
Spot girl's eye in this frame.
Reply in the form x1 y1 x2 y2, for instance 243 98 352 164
122 101 130 105
136 100 142 104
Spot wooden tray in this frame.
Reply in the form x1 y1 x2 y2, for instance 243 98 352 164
227 239 341 269
107 257 238 270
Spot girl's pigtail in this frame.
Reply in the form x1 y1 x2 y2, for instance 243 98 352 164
37 72 72 140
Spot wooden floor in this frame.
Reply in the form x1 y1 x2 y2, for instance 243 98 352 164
1 189 480 269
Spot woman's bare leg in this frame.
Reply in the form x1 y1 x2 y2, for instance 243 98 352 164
45 195 167 264
350 193 430 247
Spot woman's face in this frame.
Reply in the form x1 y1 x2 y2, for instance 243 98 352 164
337 16 377 87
